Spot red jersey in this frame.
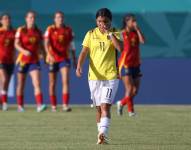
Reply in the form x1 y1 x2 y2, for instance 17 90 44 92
0 28 15 64
16 26 42 64
119 30 140 71
44 25 73 62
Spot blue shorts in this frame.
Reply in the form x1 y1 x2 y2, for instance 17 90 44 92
16 62 41 74
0 63 14 75
121 66 142 79
48 59 71 72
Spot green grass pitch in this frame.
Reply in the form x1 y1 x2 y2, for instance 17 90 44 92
0 105 190 150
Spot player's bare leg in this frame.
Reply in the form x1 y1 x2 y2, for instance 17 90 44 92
49 72 57 112
30 70 47 112
117 76 135 116
16 73 26 112
60 67 71 112
96 106 101 132
133 77 141 97
0 69 11 111
97 103 111 144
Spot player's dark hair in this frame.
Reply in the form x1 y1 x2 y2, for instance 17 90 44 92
96 8 112 21
0 13 13 29
122 13 136 29
25 10 39 31
54 11 64 18
54 11 65 26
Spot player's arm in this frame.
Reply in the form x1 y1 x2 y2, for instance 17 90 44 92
14 29 31 56
44 36 55 63
70 41 77 69
76 46 89 77
134 22 145 44
38 41 46 60
109 33 123 52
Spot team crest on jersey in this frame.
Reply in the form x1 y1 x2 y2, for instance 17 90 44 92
29 36 36 44
131 38 136 46
58 35 64 43
4 38 10 47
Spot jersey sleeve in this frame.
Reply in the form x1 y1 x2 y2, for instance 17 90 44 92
15 27 22 39
44 26 51 39
82 31 91 48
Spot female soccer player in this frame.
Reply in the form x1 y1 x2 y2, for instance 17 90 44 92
117 14 145 117
44 11 76 112
0 13 15 111
15 11 47 112
76 8 122 144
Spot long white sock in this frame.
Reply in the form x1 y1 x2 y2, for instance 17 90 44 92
97 122 100 132
99 117 110 136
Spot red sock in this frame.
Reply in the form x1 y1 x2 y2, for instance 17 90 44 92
35 93 43 106
62 93 69 105
126 96 134 112
50 95 57 107
120 97 127 106
1 94 7 104
17 95 24 107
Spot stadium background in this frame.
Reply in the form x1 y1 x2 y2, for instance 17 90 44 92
1 0 191 104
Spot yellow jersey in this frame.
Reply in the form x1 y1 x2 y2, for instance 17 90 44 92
82 27 119 80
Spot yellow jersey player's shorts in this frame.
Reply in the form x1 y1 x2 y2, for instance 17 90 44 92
88 79 119 106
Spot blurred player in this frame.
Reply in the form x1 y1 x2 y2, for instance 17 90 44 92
15 11 47 112
0 13 15 111
117 14 145 117
76 8 122 144
44 11 77 112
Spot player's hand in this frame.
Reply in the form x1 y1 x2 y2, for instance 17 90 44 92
76 67 82 77
23 50 31 56
133 21 138 31
46 53 55 64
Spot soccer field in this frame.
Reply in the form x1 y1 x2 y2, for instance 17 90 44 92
0 105 190 150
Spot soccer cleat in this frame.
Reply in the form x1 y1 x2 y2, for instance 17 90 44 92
128 112 137 117
116 101 123 116
62 106 72 112
2 103 8 111
37 104 47 112
18 106 25 112
97 133 108 144
51 107 57 112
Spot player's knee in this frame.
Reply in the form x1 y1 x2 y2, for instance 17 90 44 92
125 86 134 97
16 86 24 95
49 81 56 89
0 77 6 85
33 83 41 94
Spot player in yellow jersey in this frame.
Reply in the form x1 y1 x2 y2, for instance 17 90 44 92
76 8 122 144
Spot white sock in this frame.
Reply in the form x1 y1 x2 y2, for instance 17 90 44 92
97 123 100 132
99 117 110 136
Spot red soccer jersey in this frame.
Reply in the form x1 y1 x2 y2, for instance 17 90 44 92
15 26 42 64
0 28 16 64
119 30 140 70
44 25 73 62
